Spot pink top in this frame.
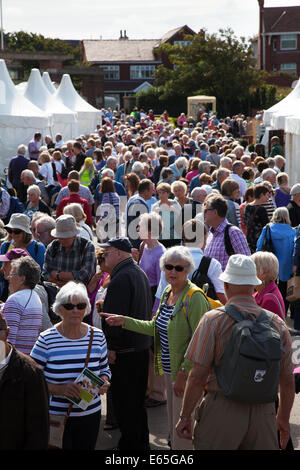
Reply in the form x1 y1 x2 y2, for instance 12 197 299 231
186 170 199 182
253 281 286 320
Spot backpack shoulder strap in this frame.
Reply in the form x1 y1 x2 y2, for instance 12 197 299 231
224 224 235 256
198 255 212 274
223 304 246 323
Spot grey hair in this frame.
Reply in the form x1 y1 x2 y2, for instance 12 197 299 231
159 246 195 274
17 144 27 155
102 168 114 178
52 281 91 318
175 157 188 168
198 161 210 172
27 184 41 197
10 256 41 290
106 156 117 165
132 161 144 173
262 168 277 180
36 215 56 231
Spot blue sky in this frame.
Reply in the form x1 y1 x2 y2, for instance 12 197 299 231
1 0 300 41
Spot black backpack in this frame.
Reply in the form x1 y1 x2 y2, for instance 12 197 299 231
224 224 235 256
191 256 218 300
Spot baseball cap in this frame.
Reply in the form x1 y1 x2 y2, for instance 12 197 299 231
0 248 30 262
99 237 133 253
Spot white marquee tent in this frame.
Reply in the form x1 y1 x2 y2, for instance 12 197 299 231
55 74 101 135
284 102 300 186
0 59 51 174
42 71 56 94
271 79 300 130
23 68 78 140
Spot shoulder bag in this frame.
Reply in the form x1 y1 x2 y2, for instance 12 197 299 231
48 327 94 449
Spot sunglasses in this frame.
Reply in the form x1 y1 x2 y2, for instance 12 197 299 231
6 228 23 235
62 303 87 310
164 264 185 272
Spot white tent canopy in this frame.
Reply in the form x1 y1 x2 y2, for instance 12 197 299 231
42 71 56 94
263 80 300 127
271 80 300 130
55 74 101 136
23 69 78 140
0 59 50 174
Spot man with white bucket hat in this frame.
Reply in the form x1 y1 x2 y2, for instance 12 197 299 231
176 254 295 450
42 214 96 287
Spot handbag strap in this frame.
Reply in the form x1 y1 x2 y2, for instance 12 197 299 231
66 327 94 419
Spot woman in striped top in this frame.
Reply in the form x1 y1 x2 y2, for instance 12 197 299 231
3 256 43 355
101 246 210 451
30 281 111 450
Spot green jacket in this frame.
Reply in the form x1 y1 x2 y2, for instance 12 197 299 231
123 280 210 380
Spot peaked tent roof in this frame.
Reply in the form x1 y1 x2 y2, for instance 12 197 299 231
42 71 56 94
55 74 101 135
0 59 50 173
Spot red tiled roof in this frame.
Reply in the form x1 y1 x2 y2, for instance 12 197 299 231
263 6 300 33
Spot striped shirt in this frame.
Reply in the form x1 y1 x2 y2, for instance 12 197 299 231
155 303 175 374
185 296 294 393
3 289 42 355
30 326 111 417
204 220 251 271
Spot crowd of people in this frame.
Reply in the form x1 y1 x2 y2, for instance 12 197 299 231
0 107 298 451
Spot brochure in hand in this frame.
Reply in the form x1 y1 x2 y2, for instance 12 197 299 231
67 367 105 410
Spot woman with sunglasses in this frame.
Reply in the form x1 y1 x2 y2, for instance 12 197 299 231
101 245 210 450
30 281 111 450
2 213 46 270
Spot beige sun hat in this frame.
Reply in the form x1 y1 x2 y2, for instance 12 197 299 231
51 214 81 239
219 254 262 286
4 213 31 234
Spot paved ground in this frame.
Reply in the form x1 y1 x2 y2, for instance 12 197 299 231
96 312 300 451
96 382 300 451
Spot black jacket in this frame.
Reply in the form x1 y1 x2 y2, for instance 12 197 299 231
103 258 152 351
74 152 86 172
0 346 49 449
288 201 300 228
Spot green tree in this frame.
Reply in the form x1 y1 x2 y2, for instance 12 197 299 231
154 29 264 116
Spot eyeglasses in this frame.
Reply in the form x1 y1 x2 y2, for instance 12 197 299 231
6 228 23 235
61 303 87 310
164 264 186 272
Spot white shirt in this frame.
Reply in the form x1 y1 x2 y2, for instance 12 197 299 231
155 247 224 301
230 173 247 198
39 162 54 185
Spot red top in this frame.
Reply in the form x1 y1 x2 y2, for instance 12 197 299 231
56 193 93 227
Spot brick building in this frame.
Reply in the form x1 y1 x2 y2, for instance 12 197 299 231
81 25 196 110
258 0 300 86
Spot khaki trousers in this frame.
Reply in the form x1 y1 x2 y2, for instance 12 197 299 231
193 392 279 450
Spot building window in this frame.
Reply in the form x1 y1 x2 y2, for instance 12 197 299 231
173 41 192 47
280 34 297 50
130 65 155 80
272 38 277 51
99 65 120 80
272 64 277 72
280 63 297 73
